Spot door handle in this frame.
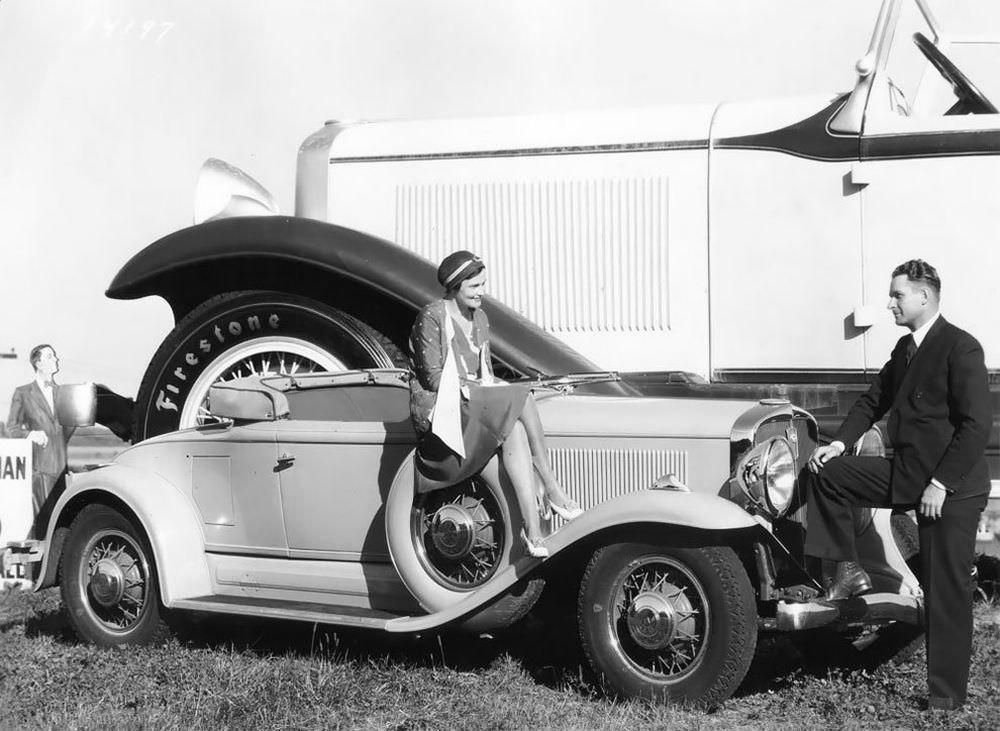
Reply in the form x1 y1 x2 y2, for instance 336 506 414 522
275 452 295 473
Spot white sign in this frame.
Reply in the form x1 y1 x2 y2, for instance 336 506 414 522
0 438 33 547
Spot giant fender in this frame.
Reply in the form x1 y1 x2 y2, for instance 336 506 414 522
105 215 600 380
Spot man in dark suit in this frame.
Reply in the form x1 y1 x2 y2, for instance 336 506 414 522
805 259 991 711
6 344 74 538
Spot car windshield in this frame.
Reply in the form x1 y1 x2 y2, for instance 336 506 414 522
878 0 1000 118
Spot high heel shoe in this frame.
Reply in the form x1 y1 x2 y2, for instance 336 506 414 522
549 499 584 521
536 490 552 521
520 528 549 558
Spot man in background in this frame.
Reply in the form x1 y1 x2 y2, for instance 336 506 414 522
805 259 991 711
6 344 74 538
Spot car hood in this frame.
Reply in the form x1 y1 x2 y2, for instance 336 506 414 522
328 94 844 160
536 393 757 439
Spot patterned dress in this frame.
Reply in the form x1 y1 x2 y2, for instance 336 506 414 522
409 299 530 493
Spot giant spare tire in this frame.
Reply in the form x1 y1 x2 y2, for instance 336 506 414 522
133 291 407 440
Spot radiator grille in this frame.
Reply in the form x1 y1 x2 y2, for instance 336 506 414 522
548 447 687 513
394 178 670 333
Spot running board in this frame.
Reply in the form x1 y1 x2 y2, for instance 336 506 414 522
775 592 922 631
171 595 415 630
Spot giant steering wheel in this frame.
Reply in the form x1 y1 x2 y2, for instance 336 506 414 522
913 32 998 115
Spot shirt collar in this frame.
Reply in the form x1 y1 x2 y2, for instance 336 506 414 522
35 375 54 390
911 311 940 348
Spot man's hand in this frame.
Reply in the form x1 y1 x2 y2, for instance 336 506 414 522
919 482 947 520
807 443 844 473
27 430 47 447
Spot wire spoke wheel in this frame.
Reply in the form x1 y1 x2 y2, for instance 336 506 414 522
612 557 709 681
412 478 505 589
579 543 756 708
79 529 153 634
182 338 345 428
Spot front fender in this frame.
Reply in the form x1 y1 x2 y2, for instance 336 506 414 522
107 215 601 380
43 465 211 605
387 488 777 634
544 488 764 555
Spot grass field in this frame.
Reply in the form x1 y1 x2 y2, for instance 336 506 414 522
1 587 998 730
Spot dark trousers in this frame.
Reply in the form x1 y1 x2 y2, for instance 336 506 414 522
805 456 986 705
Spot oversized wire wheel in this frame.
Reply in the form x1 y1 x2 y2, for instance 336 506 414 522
579 543 756 708
61 505 169 646
412 478 505 589
132 291 406 440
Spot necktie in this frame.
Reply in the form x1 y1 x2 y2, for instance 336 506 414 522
905 335 917 366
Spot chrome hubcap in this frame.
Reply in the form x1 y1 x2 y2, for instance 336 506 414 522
414 479 505 589
430 505 476 560
81 530 150 633
627 590 683 650
89 558 127 607
612 558 708 680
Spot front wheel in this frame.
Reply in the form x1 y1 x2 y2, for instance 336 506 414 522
60 505 169 646
578 543 756 708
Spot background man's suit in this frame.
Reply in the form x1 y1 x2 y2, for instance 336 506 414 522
6 382 73 536
806 316 992 707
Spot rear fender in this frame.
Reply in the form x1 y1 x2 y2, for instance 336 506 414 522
40 465 211 604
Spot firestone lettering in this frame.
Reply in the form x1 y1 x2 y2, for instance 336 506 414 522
154 312 283 413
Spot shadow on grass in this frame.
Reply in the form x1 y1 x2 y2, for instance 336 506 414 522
162 603 605 698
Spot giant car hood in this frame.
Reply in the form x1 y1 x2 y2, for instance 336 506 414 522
536 393 757 439
328 94 845 160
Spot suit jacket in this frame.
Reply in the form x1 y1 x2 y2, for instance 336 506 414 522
6 382 73 476
835 316 992 503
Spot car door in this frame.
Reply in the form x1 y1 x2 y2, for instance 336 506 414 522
273 384 416 560
857 0 1000 370
192 422 288 557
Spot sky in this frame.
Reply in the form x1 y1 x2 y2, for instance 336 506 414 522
0 0 879 411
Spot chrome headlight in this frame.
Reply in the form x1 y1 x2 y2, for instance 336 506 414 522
735 437 797 517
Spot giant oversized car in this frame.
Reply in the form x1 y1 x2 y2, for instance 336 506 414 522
6 369 921 708
106 0 996 491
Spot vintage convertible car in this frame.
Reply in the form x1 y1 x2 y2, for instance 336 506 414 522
10 369 921 708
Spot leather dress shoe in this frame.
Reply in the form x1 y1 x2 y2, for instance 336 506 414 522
824 560 872 601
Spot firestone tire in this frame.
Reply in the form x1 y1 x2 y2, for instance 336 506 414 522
133 291 407 440
384 453 544 632
60 504 170 647
578 543 756 708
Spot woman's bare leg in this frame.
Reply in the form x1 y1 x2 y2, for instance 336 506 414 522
519 395 577 509
500 421 545 542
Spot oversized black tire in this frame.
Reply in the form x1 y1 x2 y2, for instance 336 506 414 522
133 291 408 440
385 454 544 632
60 504 169 646
578 543 757 708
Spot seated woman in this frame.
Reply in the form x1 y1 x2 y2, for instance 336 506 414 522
409 251 583 557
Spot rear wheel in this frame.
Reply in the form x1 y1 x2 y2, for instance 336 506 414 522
60 505 169 646
578 543 756 708
133 291 407 440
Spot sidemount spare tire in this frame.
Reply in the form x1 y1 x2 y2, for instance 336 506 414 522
133 291 407 440
385 453 545 632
